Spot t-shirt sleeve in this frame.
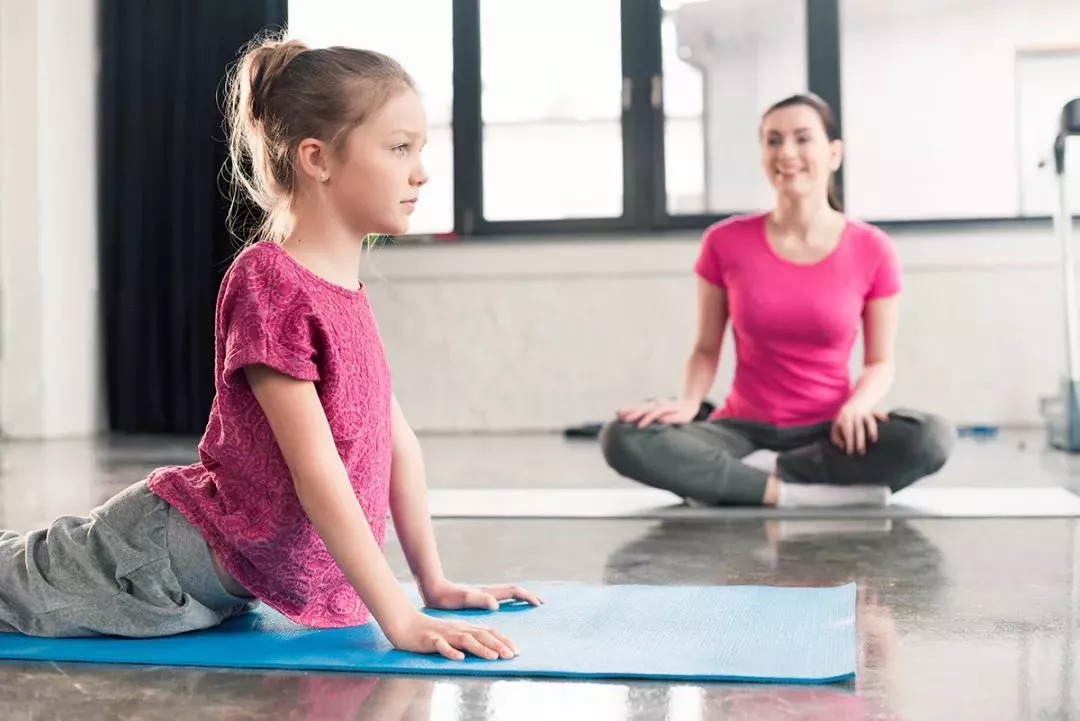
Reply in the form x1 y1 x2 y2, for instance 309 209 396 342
693 225 726 288
866 229 902 299
218 252 321 388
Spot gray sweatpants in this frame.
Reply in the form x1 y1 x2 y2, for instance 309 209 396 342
0 481 257 638
600 408 955 506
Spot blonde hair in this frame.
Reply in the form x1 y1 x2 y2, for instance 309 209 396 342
224 30 415 244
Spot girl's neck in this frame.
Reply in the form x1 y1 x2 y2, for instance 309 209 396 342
281 213 367 291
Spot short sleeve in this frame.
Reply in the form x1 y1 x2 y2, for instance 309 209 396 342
693 225 726 288
866 229 902 299
218 249 321 387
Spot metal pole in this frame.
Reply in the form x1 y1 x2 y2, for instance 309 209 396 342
1056 132 1080 382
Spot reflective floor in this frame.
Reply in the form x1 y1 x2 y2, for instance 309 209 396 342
1 430 1079 720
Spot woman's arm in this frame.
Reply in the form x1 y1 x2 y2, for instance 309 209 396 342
847 295 899 411
620 278 729 427
832 295 900 454
679 278 730 406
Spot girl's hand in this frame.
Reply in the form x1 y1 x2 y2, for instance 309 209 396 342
421 581 544 611
832 404 888 455
385 611 518 661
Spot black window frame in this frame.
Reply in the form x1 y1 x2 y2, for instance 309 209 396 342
367 0 1077 238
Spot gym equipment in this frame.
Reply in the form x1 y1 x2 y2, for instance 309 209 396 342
1042 98 1080 451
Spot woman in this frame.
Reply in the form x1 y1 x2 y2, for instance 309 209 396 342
600 93 954 508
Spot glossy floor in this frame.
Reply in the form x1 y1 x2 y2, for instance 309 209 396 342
1 430 1079 720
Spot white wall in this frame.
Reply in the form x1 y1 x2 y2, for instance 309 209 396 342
671 0 807 213
0 0 1077 439
365 220 1080 434
0 0 100 439
841 0 1080 220
670 0 1080 221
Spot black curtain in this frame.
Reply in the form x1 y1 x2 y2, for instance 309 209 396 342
99 0 287 435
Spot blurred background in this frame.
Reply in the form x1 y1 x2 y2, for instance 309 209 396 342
0 0 1078 441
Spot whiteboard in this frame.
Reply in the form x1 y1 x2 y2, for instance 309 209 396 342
1015 50 1080 217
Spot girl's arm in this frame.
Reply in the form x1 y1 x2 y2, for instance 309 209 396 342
386 394 444 594
388 394 542 609
244 364 517 660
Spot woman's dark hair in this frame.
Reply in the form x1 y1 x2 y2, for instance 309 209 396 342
761 93 843 211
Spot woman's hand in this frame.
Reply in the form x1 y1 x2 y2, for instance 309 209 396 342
617 399 700 428
832 403 888 455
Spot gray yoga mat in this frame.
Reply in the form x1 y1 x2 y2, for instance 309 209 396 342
426 486 1080 520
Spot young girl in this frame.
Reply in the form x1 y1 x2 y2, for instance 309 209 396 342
0 33 540 662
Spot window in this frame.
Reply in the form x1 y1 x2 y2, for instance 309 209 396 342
287 0 454 235
479 0 624 221
285 1 1079 235
661 0 807 215
840 0 1080 220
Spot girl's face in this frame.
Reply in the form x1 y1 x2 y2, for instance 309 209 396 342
328 88 430 237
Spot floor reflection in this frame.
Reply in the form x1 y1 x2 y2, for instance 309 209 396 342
1 435 1079 720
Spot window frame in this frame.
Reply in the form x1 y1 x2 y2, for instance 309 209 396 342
443 0 1076 238
448 0 848 237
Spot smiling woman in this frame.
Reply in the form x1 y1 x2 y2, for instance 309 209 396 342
760 94 843 214
599 93 957 509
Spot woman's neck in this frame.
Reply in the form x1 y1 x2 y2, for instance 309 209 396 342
769 195 838 238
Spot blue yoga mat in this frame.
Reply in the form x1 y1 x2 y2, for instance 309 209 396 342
0 582 856 684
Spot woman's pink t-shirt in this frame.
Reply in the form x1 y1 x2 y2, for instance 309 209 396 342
693 212 901 427
148 241 393 628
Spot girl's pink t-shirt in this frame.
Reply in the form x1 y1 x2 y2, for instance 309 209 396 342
693 212 902 427
148 241 393 628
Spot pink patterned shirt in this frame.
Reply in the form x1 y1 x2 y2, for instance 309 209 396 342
148 241 393 628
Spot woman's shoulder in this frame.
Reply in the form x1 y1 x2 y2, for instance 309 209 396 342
703 211 768 240
842 217 898 262
699 212 768 258
844 217 893 245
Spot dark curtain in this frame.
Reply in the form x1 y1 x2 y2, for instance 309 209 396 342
99 0 287 435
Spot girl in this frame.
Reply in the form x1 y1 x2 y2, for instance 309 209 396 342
601 93 955 508
0 33 540 662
